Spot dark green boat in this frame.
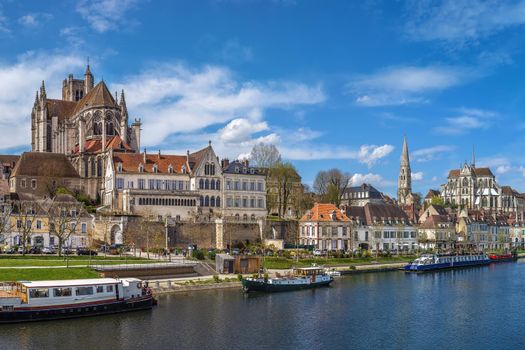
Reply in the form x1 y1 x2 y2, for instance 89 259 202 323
241 267 334 293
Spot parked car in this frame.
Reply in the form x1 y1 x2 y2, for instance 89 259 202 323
29 247 42 254
3 247 16 254
17 247 29 254
61 247 73 255
313 249 322 256
77 248 98 256
41 247 55 255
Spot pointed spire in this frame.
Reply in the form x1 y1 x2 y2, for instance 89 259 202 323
115 91 118 104
120 89 128 117
401 134 410 166
472 145 476 167
40 80 46 98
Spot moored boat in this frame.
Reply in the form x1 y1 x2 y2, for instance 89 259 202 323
404 254 490 272
242 267 333 293
0 278 156 323
488 253 517 262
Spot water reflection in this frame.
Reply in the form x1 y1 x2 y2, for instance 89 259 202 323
2 264 525 349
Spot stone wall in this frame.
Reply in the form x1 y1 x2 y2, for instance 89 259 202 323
262 220 299 244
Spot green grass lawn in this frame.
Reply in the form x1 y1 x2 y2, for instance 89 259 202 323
0 256 157 267
263 256 414 269
0 268 101 281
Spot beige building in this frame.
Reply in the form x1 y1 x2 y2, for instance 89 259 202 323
299 203 352 250
103 150 198 221
222 159 267 221
9 152 84 199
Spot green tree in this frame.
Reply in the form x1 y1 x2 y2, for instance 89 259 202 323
430 196 445 206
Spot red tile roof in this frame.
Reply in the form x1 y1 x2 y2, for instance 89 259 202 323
46 99 77 121
300 203 349 222
113 153 188 174
71 135 133 154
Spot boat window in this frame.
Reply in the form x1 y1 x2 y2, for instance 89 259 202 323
96 286 104 293
54 288 72 297
29 288 49 298
106 285 114 293
76 286 94 296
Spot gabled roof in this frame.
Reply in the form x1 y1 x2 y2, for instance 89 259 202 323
344 183 383 199
425 189 440 199
419 215 454 229
300 203 350 222
113 153 188 174
448 167 494 178
46 99 77 121
188 146 210 171
11 152 80 178
72 81 118 115
346 202 411 225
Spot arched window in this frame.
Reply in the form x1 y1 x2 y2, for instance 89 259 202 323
199 179 204 189
243 214 248 221
251 214 256 221
108 123 114 136
216 196 221 208
97 159 102 177
210 180 215 190
168 165 173 174
199 196 203 206
204 196 209 207
210 164 215 175
216 180 220 190
210 196 215 207
205 179 209 189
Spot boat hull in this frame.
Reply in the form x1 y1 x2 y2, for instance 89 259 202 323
0 296 154 324
489 255 518 263
242 278 333 293
404 259 490 272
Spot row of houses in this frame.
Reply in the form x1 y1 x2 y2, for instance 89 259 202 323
299 199 525 253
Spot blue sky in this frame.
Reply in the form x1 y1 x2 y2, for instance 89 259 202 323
2 0 525 197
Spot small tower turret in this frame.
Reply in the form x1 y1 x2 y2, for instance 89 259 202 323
84 62 94 94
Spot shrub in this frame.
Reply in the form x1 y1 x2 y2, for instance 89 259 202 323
349 265 356 270
192 249 205 260
208 250 217 261
213 275 221 283
237 274 243 281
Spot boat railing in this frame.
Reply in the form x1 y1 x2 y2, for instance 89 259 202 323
89 262 196 271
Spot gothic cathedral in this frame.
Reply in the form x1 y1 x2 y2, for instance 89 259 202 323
30 64 141 198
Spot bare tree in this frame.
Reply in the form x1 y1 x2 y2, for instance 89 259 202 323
292 184 314 219
12 200 39 256
314 168 351 206
43 196 83 257
0 202 13 246
270 162 300 219
249 143 281 168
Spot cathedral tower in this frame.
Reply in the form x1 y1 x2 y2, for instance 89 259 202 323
397 135 413 205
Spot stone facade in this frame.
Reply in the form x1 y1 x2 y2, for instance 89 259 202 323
30 66 141 200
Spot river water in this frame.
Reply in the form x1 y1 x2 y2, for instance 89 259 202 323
2 262 525 350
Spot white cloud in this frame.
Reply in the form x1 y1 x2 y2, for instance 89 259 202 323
218 39 253 62
76 0 138 33
405 0 525 44
218 118 269 142
412 145 455 162
18 13 52 27
114 63 325 147
357 144 394 167
350 65 471 106
434 108 497 135
411 171 424 181
0 52 84 150
350 173 394 187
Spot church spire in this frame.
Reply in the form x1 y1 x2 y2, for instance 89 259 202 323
84 58 94 94
471 145 476 168
397 134 412 205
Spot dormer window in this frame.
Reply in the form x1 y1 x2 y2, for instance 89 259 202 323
181 165 187 174
138 163 144 173
235 167 239 173
168 165 173 174
117 162 123 173
153 164 158 173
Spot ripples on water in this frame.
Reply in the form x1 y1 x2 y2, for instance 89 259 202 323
2 262 525 350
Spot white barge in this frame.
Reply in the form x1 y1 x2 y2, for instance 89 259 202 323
0 278 155 323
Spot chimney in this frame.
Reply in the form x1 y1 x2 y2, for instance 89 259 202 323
143 148 147 164
242 159 249 167
221 158 230 169
158 149 161 159
186 150 190 163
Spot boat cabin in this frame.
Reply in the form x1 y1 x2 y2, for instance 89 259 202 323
293 267 326 276
0 278 145 309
